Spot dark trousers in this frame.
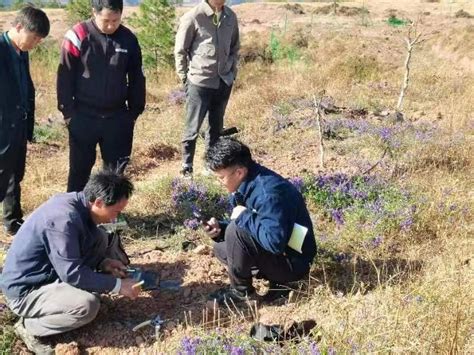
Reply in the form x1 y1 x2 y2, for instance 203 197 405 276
213 221 307 293
0 126 26 230
67 111 135 192
182 80 232 167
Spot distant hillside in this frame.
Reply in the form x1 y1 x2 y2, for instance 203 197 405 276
0 0 142 6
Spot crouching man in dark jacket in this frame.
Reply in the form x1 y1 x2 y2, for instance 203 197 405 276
0 6 49 235
204 138 317 305
0 170 140 354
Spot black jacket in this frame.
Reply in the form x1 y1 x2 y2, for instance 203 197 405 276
0 33 34 199
0 33 35 144
57 20 146 119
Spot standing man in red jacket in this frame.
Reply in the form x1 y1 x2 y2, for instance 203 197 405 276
57 0 146 192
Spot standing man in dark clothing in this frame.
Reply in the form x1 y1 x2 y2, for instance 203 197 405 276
0 170 140 354
203 138 317 305
174 0 239 177
57 0 146 192
0 6 50 235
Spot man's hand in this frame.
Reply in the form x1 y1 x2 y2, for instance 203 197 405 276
64 117 71 127
204 217 221 240
119 278 141 300
100 258 127 278
231 206 247 220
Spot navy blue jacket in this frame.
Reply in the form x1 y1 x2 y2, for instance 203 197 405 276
232 163 317 273
0 192 116 300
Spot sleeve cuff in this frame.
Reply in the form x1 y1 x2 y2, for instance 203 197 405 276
111 278 121 294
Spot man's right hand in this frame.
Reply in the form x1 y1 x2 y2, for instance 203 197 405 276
204 217 221 240
119 278 141 300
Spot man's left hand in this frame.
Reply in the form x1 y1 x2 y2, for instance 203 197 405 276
231 206 247 220
100 258 127 278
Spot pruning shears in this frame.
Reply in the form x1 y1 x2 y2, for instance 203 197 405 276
132 315 166 337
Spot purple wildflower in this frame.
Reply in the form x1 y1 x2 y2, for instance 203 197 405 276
183 218 200 230
400 217 413 230
180 336 201 355
309 341 321 355
230 346 245 355
289 176 304 192
334 252 347 263
331 209 344 225
371 235 383 248
168 89 186 105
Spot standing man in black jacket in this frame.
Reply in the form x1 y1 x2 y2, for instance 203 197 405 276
0 6 50 235
57 0 146 192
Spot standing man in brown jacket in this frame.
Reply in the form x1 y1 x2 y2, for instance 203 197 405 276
174 0 239 178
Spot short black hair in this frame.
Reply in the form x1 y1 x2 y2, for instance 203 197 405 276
83 170 134 206
205 137 253 171
92 0 123 13
12 4 50 38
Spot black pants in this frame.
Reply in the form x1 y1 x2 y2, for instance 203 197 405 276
0 125 26 230
67 111 135 192
182 80 232 168
213 221 307 293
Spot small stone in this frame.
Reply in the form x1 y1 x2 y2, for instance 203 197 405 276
135 336 145 347
55 342 80 355
193 245 210 255
164 321 176 330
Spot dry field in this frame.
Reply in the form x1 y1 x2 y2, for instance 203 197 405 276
0 1 473 354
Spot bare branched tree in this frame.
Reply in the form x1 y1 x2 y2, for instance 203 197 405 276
397 22 428 111
312 93 326 170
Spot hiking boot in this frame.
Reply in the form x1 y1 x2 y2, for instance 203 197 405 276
14 318 55 355
208 286 256 307
4 219 24 236
180 166 193 179
260 282 292 304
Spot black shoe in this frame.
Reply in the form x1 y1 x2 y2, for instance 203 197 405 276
180 166 193 179
4 219 24 236
14 318 55 354
250 319 317 343
260 282 292 304
208 286 256 306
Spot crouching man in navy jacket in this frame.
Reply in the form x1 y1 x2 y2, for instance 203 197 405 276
204 138 317 305
0 170 139 354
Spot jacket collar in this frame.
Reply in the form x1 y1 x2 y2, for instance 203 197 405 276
237 161 260 197
77 191 95 225
200 1 230 18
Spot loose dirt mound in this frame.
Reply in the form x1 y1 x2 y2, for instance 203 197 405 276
127 143 179 180
312 4 369 16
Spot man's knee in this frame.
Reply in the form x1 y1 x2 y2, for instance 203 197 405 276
70 293 100 325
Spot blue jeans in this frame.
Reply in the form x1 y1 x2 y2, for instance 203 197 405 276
182 80 233 167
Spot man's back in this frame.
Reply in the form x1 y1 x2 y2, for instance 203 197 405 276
234 162 317 270
0 192 108 299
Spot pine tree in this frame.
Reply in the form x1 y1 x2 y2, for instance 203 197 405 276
129 0 176 72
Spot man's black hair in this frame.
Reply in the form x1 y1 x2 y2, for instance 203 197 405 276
205 137 253 171
92 0 123 13
12 5 50 38
83 170 134 206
